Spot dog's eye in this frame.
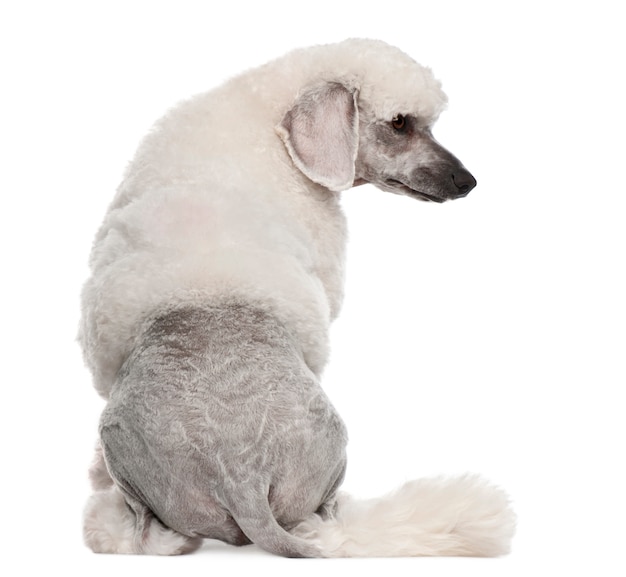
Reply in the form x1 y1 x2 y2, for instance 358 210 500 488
391 114 406 131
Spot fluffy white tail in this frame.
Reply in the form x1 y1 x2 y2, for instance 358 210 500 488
290 474 516 557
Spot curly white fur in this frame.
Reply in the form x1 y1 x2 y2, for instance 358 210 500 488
79 39 447 400
84 487 201 555
292 475 515 557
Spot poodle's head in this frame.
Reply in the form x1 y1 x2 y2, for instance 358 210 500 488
276 39 476 201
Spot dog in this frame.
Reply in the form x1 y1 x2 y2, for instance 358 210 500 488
81 38 515 557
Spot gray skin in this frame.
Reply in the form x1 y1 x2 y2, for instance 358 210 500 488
99 83 476 558
100 302 347 558
355 110 477 203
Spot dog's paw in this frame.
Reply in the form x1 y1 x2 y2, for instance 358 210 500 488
84 487 202 555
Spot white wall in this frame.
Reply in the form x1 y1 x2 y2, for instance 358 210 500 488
2 1 624 574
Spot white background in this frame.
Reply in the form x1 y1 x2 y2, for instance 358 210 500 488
1 1 624 575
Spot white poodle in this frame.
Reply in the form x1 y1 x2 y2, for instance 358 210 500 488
80 38 515 558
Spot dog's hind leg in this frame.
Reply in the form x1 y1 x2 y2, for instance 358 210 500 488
83 485 202 555
87 441 114 491
83 442 201 554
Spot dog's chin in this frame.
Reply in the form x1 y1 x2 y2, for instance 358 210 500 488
384 179 447 203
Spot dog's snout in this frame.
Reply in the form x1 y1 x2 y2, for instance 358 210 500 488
452 168 477 197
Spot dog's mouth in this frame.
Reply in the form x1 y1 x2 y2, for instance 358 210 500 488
385 179 445 203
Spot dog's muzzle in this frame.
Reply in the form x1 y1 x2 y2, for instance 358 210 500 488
386 165 477 203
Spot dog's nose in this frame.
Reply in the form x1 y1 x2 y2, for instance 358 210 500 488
452 168 477 197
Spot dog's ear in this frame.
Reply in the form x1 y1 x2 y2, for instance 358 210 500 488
276 82 359 192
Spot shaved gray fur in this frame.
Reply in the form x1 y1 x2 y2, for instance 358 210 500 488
355 112 477 203
100 301 347 557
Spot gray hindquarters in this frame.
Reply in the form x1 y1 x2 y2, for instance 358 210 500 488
99 300 347 556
